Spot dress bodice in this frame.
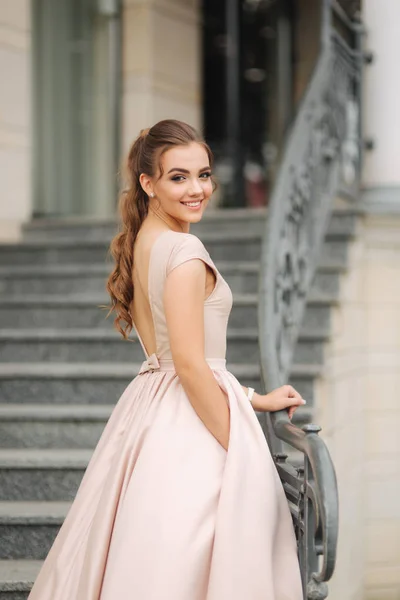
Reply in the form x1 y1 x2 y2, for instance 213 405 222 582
132 230 233 362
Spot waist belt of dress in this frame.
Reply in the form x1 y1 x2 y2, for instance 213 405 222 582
138 355 227 374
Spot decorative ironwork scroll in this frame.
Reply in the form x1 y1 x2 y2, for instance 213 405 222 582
258 1 363 598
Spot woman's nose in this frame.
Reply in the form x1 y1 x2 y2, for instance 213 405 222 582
188 178 203 195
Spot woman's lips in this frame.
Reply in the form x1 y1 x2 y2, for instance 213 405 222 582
180 199 204 210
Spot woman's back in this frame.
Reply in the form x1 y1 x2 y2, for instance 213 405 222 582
131 229 233 362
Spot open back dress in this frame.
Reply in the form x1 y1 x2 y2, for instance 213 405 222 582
28 229 302 600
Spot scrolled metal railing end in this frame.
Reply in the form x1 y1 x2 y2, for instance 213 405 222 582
270 409 339 596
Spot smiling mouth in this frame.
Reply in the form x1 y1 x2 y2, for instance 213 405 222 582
181 200 204 207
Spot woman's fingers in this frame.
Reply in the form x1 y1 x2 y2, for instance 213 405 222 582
285 385 305 405
282 385 306 419
268 385 306 413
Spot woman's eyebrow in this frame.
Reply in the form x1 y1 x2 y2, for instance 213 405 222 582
167 166 211 174
167 168 190 174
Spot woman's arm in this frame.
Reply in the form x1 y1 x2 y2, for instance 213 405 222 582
241 384 306 419
164 258 230 451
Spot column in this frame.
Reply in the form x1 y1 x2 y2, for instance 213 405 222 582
121 0 202 153
0 0 31 241
362 0 400 211
360 2 400 598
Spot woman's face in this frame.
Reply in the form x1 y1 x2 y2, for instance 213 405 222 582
148 142 214 226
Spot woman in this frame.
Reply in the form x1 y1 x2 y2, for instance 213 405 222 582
28 119 303 599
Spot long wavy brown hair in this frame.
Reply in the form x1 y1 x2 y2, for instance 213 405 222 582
106 119 214 339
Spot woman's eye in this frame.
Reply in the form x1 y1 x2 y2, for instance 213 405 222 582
171 172 212 182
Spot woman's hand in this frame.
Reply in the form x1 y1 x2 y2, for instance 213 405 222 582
251 385 306 419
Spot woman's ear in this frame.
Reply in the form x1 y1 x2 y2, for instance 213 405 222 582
139 173 154 197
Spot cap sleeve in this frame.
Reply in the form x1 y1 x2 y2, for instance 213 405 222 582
166 233 213 276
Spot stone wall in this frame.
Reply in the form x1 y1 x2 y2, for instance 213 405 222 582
316 213 400 600
121 0 201 154
0 0 31 241
0 0 202 239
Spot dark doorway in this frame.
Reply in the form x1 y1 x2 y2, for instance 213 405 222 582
202 0 296 208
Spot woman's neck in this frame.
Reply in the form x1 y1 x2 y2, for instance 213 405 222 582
147 206 189 233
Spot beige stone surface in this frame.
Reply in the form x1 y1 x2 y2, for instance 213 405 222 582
365 372 400 412
121 0 201 150
0 0 31 239
153 10 200 90
122 5 152 75
328 477 365 600
124 0 199 15
365 565 400 589
366 519 400 564
367 519 400 563
366 414 400 455
366 306 400 347
317 214 400 599
122 89 152 152
366 590 400 600
0 0 30 31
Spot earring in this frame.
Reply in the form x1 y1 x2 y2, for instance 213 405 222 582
150 193 155 198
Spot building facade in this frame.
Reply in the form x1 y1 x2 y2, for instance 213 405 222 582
1 0 330 230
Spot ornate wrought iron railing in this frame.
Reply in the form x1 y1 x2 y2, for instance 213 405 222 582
258 1 363 598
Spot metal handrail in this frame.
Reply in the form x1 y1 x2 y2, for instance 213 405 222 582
332 0 359 30
272 417 339 591
258 1 363 597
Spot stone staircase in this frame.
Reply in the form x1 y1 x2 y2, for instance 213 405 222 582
0 207 357 598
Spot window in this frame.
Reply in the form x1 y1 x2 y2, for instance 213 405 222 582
32 0 121 217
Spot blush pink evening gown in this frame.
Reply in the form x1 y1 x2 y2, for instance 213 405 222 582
28 230 302 600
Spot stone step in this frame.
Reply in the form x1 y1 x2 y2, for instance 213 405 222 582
0 362 319 408
0 327 327 367
0 559 40 599
0 390 312 558
293 334 326 365
0 259 343 298
311 267 342 297
0 292 260 329
0 501 69 560
0 206 354 588
22 208 268 241
0 362 261 405
0 448 92 501
0 232 263 266
21 207 358 242
0 328 259 364
0 378 315 502
325 208 360 236
0 404 112 449
0 292 335 331
0 401 313 450
0 262 260 297
0 228 351 267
